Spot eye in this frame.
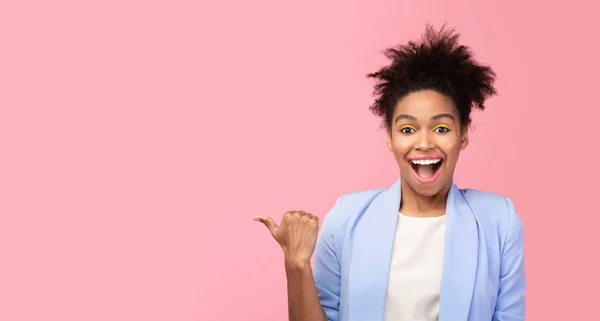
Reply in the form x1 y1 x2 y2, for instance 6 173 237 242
400 126 416 134
433 125 451 133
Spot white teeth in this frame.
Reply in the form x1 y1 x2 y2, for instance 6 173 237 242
411 159 442 165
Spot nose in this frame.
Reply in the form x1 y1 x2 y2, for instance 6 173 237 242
415 131 435 151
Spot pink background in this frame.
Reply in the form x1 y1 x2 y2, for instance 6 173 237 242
1 0 598 320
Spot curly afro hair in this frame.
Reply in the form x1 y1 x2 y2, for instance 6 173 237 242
367 24 497 130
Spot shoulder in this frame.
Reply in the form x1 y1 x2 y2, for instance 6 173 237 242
462 188 514 217
337 188 386 209
460 188 524 246
319 188 385 236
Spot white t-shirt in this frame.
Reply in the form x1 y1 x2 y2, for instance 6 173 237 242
384 212 446 321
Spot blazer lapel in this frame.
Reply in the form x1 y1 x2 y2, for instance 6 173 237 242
347 179 400 321
346 180 479 321
439 184 479 321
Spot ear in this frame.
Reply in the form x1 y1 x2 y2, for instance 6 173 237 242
460 126 469 150
386 131 393 152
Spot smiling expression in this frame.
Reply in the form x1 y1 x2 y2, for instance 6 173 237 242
387 90 469 197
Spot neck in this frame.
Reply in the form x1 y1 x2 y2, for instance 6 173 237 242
399 181 451 217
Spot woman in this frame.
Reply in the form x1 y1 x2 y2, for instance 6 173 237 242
255 24 526 321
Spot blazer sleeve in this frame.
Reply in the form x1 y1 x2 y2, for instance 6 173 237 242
313 196 345 321
493 198 526 321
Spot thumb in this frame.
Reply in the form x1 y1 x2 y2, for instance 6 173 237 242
253 216 279 237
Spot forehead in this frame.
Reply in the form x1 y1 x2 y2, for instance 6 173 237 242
394 90 457 119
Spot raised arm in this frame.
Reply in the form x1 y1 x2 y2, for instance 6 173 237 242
255 210 328 321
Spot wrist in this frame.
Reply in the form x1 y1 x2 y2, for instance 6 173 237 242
284 256 311 272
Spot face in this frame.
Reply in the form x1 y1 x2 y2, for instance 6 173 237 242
387 90 468 197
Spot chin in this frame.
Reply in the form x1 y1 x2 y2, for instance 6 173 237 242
408 180 444 197
400 165 451 197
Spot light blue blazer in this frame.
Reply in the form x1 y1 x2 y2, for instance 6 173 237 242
313 179 526 321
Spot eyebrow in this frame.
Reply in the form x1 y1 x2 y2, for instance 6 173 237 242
394 113 455 123
431 113 455 121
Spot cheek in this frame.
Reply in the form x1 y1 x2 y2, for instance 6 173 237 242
390 136 414 156
437 136 462 159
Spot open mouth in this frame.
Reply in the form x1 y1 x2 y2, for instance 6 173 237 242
410 158 444 183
